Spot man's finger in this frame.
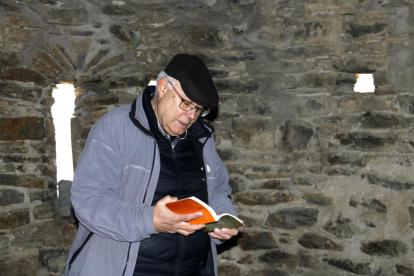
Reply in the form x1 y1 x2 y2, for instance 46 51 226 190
176 221 205 232
175 211 203 222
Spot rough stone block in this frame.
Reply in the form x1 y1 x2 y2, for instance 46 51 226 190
250 179 291 190
0 27 40 45
0 255 38 276
265 207 318 229
0 155 46 164
362 199 387 214
338 132 397 150
38 248 70 274
361 112 414 129
409 206 414 229
29 189 53 202
141 29 182 48
107 76 146 88
238 231 278 250
44 42 74 71
46 9 88 25
5 12 37 28
292 175 325 186
83 49 110 73
102 5 135 15
303 193 333 206
218 262 241 276
34 203 55 220
396 95 414 114
0 117 44 141
11 221 77 248
344 22 388 38
279 120 314 151
261 61 315 74
91 54 125 75
375 85 395 95
396 265 414 276
360 240 407 257
364 174 414 190
184 25 228 48
299 72 338 88
258 249 298 267
0 209 30 229
0 66 48 86
228 174 246 194
290 96 332 117
0 189 24 206
298 233 343 251
67 37 92 69
216 148 246 162
231 117 274 150
326 152 362 167
109 24 138 44
0 50 20 65
214 78 261 94
0 174 44 188
338 95 392 113
323 216 354 238
0 234 10 253
325 259 374 275
241 268 289 276
0 84 42 103
235 192 293 205
58 180 72 216
313 115 361 128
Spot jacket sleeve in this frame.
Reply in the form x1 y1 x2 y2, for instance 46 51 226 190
206 138 238 244
71 114 157 243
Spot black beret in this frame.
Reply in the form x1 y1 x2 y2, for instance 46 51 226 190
164 53 219 110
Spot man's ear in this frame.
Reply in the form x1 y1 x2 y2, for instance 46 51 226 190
157 78 168 98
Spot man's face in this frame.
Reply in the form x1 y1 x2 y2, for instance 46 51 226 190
152 78 201 136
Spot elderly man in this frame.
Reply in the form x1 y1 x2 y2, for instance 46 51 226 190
65 54 239 276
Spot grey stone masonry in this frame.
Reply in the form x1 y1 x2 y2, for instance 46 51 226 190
1 0 414 275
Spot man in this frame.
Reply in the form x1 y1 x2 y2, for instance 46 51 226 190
65 54 239 276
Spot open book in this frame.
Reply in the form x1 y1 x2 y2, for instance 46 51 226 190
166 196 245 232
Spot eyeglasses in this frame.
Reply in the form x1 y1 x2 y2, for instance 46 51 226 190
167 80 210 117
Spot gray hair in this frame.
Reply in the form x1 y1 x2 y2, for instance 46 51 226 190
153 71 177 98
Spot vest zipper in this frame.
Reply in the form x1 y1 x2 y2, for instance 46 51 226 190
173 235 184 276
171 143 184 197
122 140 156 276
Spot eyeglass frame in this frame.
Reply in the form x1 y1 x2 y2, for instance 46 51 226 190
166 79 210 117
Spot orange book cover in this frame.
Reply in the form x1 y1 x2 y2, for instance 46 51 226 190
166 197 217 225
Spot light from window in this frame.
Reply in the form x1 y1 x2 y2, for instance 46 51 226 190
51 84 75 184
354 73 375 93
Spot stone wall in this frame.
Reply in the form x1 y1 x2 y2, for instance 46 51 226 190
1 0 414 275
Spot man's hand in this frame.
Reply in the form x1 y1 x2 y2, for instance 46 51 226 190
154 195 206 236
209 228 239 240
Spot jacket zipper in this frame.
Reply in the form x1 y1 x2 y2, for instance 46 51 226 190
121 243 132 276
67 232 94 272
121 140 156 276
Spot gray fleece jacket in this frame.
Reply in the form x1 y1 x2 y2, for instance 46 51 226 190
64 92 236 276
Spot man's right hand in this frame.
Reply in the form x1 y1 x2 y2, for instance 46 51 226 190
153 195 206 236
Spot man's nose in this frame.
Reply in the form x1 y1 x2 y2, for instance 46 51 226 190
186 108 197 119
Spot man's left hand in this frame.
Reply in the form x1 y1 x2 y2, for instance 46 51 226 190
209 228 238 240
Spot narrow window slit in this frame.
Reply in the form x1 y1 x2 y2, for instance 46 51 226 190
354 73 375 93
51 84 76 199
